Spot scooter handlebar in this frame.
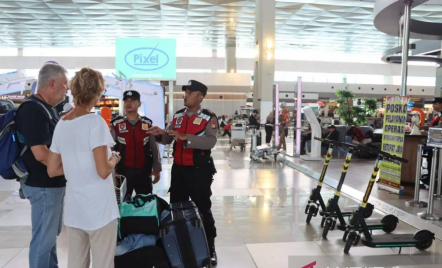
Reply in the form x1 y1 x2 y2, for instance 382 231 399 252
314 137 358 150
355 143 408 164
314 137 408 164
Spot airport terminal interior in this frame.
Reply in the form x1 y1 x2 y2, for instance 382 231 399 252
2 0 442 267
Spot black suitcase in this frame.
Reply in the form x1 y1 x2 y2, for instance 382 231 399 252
160 201 211 268
115 245 170 268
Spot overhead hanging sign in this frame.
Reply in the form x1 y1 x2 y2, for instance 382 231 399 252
116 38 176 80
379 96 409 193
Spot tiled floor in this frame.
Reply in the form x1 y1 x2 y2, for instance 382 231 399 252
0 138 441 268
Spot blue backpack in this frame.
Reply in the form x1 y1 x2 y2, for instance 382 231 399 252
0 98 52 181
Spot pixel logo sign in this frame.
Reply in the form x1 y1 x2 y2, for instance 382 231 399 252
116 38 176 80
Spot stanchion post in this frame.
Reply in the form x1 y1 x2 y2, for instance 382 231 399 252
435 147 442 200
406 144 427 207
418 148 442 221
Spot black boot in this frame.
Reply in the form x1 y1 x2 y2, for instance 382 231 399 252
208 237 217 266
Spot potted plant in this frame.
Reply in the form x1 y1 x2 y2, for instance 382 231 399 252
335 89 377 126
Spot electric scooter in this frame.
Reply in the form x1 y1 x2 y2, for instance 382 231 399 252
305 140 371 225
316 138 375 239
343 146 435 254
314 138 399 239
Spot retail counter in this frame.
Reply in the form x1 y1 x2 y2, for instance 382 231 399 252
374 129 427 186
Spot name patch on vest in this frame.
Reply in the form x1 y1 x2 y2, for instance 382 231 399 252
142 123 149 130
193 117 202 125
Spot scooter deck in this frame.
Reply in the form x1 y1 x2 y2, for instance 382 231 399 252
361 234 417 247
337 218 386 231
319 210 353 217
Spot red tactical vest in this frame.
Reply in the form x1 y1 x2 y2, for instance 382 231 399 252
111 116 153 169
172 108 214 166
431 114 441 127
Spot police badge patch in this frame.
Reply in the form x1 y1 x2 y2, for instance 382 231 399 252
176 117 183 125
119 123 128 133
210 118 217 129
142 123 149 130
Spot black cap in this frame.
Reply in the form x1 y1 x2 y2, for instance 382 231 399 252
252 109 259 114
432 98 442 104
182 80 208 96
328 125 336 129
123 90 140 101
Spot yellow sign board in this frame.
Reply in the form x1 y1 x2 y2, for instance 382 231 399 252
379 96 409 190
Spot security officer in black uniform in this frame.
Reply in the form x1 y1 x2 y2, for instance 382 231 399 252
148 80 218 266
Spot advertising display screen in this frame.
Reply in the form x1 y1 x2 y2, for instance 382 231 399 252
116 38 176 80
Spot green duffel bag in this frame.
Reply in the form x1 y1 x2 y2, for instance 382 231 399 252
118 194 167 239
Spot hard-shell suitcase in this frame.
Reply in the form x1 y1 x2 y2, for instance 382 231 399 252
160 201 211 268
115 245 170 268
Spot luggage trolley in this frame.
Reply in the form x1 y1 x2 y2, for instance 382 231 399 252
231 120 247 151
114 174 127 204
249 125 279 161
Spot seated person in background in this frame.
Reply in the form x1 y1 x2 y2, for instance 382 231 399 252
324 125 339 141
321 125 340 151
347 126 372 145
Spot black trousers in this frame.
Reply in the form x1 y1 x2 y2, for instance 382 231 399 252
222 130 231 138
265 126 273 144
120 165 153 200
170 163 217 238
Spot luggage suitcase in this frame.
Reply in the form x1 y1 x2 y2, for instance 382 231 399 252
115 245 170 268
160 201 211 268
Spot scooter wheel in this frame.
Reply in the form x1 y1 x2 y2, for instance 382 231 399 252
322 218 332 238
331 219 337 230
306 206 315 224
414 230 435 250
381 215 398 233
343 231 349 242
320 217 326 228
354 234 361 246
305 205 310 214
363 203 374 218
344 232 357 254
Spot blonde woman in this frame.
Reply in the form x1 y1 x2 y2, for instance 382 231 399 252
47 67 120 268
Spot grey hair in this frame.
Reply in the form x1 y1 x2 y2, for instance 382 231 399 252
37 63 68 92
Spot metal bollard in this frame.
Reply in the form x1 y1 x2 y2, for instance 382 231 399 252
418 148 442 220
435 147 442 200
406 144 428 207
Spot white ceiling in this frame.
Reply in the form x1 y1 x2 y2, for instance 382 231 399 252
0 0 442 53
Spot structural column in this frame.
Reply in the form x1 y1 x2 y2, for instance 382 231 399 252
400 0 412 96
211 49 218 73
168 81 174 122
225 46 236 73
435 48 442 97
253 0 275 123
17 48 23 74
